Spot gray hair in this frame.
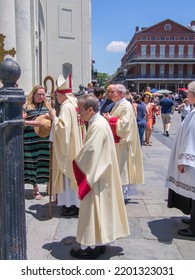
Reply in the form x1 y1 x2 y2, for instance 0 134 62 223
78 94 99 112
116 83 126 96
188 81 195 96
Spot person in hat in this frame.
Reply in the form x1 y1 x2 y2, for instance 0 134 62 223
70 94 130 259
23 85 51 199
144 86 151 95
48 74 83 216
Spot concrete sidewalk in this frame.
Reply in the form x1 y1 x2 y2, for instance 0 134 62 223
25 113 195 260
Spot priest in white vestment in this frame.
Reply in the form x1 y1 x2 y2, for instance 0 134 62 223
166 81 195 237
49 74 83 216
70 94 130 259
103 84 144 201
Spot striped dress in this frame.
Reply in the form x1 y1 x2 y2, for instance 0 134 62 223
24 105 50 186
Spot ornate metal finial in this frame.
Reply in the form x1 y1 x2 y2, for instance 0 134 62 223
0 58 21 87
0 33 16 62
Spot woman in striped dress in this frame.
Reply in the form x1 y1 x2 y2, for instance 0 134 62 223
23 85 50 199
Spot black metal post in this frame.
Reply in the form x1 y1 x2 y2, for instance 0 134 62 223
0 58 27 259
123 68 128 88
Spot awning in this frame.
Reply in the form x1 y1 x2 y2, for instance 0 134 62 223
150 88 158 93
155 89 172 94
178 88 187 92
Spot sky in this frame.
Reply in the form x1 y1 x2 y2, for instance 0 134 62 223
91 0 195 75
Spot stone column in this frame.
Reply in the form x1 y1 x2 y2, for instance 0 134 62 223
81 0 91 86
0 0 16 52
15 0 33 93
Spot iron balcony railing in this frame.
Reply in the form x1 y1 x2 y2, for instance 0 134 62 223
126 54 195 63
113 74 195 81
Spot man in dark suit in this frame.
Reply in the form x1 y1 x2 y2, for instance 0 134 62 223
100 84 115 115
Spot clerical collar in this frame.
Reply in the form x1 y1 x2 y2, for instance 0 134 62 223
116 97 126 105
88 112 100 125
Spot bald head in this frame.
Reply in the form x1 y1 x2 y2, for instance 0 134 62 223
110 83 127 102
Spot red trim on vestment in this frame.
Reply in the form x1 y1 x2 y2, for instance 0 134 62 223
69 75 72 89
56 89 72 94
72 160 91 200
109 117 120 143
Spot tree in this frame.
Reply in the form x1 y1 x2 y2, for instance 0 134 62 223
96 72 111 88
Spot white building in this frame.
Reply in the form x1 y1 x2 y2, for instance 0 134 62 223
0 0 91 93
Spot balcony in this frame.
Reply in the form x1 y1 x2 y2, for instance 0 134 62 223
126 54 195 64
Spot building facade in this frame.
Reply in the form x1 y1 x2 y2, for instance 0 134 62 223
0 0 91 94
112 19 195 93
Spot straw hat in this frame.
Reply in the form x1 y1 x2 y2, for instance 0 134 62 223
56 74 78 107
144 91 152 98
34 115 51 138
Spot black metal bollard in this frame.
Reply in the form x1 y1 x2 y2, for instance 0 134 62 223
0 58 27 259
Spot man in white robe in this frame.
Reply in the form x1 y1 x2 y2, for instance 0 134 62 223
103 84 144 202
70 94 130 259
49 74 82 216
166 81 195 237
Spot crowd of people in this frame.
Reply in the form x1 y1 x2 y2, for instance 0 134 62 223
22 76 195 259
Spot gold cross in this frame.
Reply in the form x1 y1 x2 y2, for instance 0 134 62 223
0 33 16 62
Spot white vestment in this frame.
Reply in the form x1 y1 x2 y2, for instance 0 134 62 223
166 108 195 200
73 114 130 246
50 98 82 207
109 98 144 198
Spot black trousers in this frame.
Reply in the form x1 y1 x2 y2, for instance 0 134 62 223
190 199 195 232
168 189 195 232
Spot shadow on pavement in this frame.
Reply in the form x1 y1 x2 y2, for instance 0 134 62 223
25 202 60 221
148 217 195 243
42 236 124 260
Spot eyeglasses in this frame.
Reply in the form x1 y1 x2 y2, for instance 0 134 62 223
35 93 46 97
111 89 121 94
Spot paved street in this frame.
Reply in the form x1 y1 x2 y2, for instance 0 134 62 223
25 111 195 260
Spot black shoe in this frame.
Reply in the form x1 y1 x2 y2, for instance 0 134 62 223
177 228 195 237
60 205 69 212
166 131 169 137
60 205 72 214
96 245 106 254
61 208 75 216
181 217 191 225
70 247 101 259
60 205 79 217
71 205 79 216
124 198 131 204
